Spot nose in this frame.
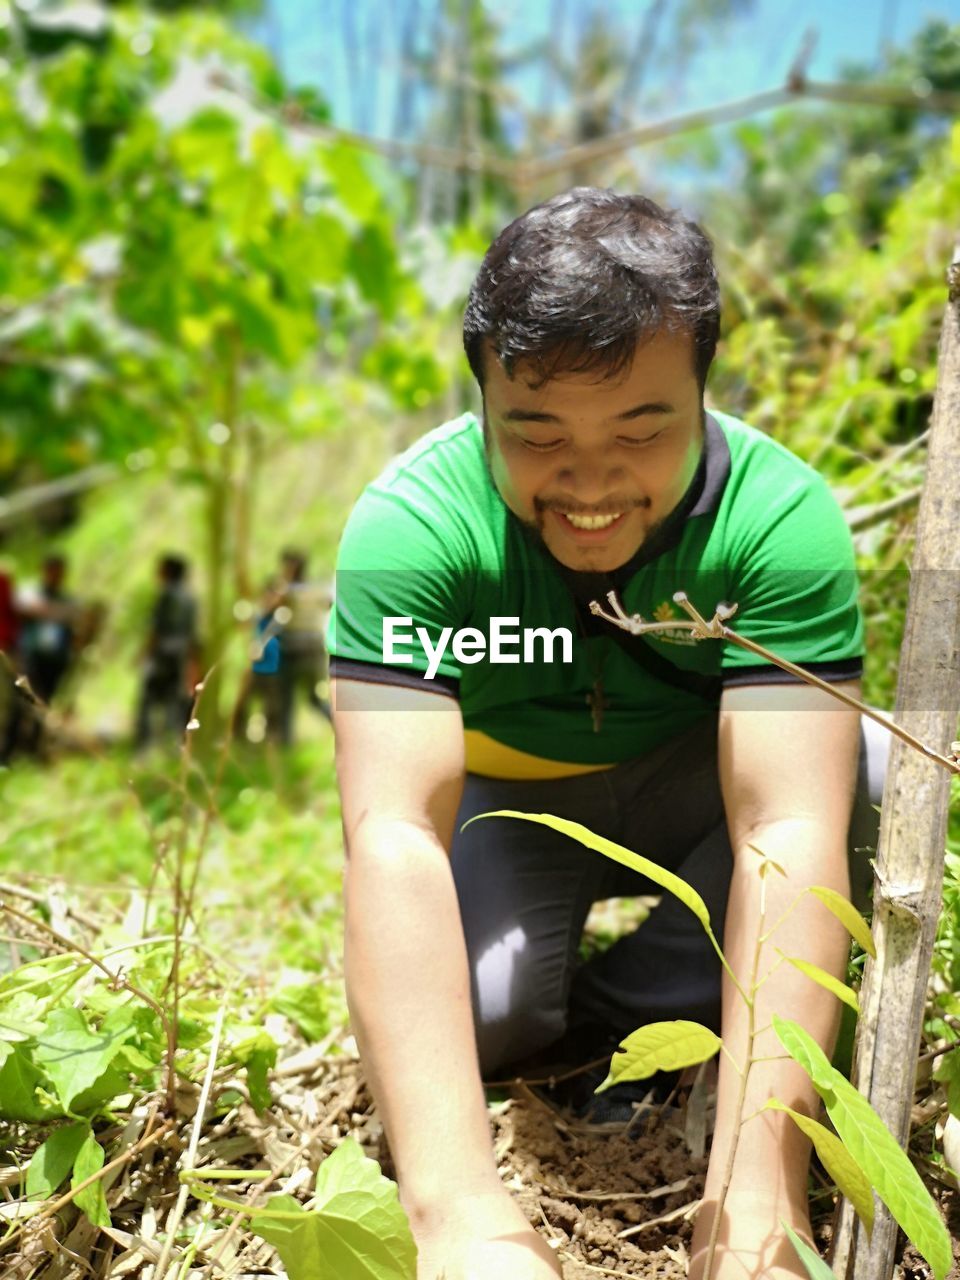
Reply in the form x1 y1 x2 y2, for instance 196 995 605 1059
555 451 627 505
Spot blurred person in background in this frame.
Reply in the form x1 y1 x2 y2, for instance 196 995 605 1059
5 553 80 757
134 553 201 750
270 548 331 746
234 576 284 744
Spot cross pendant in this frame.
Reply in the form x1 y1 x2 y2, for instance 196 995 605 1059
586 677 608 734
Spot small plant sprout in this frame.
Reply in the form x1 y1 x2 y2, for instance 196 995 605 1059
469 585 957 1280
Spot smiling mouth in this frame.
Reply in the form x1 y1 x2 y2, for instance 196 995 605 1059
561 511 624 530
550 510 632 541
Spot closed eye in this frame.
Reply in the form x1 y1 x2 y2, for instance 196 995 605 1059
618 430 665 447
520 438 564 452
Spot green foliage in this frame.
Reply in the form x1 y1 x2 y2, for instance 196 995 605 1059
783 1224 839 1280
270 981 330 1044
32 1004 140 1113
807 887 877 959
766 1102 874 1236
249 1137 417 1280
486 807 952 1273
596 1021 721 1093
71 1124 111 1228
227 1024 278 1113
775 1016 952 1280
0 2 449 487
779 955 860 1014
0 1 458 658
26 1119 89 1198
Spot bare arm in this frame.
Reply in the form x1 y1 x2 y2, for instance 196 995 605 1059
689 681 861 1280
333 677 562 1278
334 677 495 1204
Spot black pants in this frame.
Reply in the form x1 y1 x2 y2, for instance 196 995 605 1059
135 660 189 748
1 653 70 759
449 714 889 1075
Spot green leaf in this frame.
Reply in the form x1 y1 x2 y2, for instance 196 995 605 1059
230 1028 278 1114
463 812 712 933
270 984 328 1044
781 955 860 1013
250 1138 416 1280
774 1017 952 1280
783 1224 837 1279
596 1021 721 1094
26 1121 89 1198
766 1102 874 1235
32 1007 136 1114
808 887 876 958
72 1129 110 1229
0 1045 58 1121
70 1065 131 1116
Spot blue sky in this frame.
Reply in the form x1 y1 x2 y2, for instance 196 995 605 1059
256 0 960 141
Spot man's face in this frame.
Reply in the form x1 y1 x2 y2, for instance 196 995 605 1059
482 330 704 573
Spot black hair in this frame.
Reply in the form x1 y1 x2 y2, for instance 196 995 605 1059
159 554 188 584
463 187 720 392
280 548 307 582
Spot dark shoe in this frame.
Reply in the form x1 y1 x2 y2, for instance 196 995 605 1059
536 1058 681 1125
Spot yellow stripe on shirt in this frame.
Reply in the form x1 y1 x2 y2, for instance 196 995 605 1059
463 729 615 780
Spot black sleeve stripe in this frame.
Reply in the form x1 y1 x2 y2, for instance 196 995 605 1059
721 657 863 688
329 656 461 699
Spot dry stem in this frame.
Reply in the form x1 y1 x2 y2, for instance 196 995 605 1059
589 590 960 775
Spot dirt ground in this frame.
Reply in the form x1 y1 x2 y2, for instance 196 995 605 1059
5 1043 960 1278
486 1081 704 1279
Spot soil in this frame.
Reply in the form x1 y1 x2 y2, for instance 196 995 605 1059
4 1042 959 1278
485 1083 705 1279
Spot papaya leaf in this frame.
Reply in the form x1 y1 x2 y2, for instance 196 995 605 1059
596 1021 721 1094
783 1224 838 1279
26 1120 89 1199
774 1017 951 1280
250 1138 416 1280
72 1129 110 1229
464 812 712 933
780 955 860 1013
808 887 876 958
766 1102 874 1235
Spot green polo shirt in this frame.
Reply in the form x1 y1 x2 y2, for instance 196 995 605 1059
328 410 863 775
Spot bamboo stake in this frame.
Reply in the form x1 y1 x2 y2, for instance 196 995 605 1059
830 245 960 1279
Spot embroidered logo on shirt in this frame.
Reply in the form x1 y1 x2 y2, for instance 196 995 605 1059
650 600 698 646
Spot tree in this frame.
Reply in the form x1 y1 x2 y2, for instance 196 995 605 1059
0 1 450 668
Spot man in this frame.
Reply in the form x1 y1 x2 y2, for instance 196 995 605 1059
271 549 331 745
8 553 78 756
328 189 885 1279
134 554 200 749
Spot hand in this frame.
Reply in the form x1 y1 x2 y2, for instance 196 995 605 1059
688 1190 813 1280
408 1188 563 1280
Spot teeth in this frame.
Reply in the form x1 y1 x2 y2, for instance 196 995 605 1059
564 512 623 530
